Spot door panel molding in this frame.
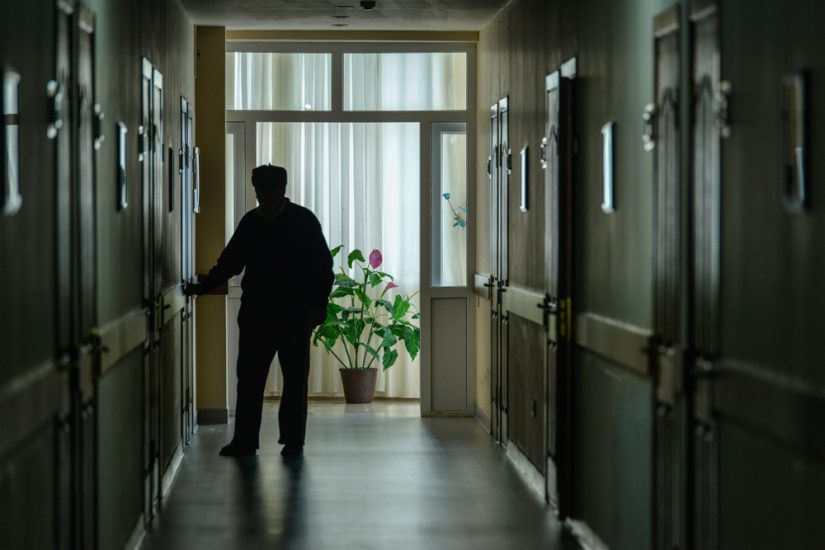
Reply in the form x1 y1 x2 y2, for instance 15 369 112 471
714 359 825 459
0 362 63 458
99 309 149 375
501 285 544 326
574 313 653 376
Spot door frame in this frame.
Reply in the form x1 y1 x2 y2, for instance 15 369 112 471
224 40 477 414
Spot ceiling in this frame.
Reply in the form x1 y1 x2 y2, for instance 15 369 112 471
181 0 512 31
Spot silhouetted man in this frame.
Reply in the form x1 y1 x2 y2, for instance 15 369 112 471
186 164 333 457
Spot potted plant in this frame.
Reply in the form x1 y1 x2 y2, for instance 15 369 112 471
312 246 420 403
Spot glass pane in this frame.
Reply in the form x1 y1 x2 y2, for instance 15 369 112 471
344 52 467 111
432 124 467 287
226 52 331 110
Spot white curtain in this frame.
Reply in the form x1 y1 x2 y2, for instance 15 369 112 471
257 122 421 398
225 50 467 399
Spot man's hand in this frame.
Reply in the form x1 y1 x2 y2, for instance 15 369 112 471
183 282 202 297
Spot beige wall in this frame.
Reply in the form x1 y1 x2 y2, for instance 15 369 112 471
194 26 228 414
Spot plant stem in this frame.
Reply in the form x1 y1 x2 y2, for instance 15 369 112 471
323 342 349 370
338 322 355 369
357 265 369 368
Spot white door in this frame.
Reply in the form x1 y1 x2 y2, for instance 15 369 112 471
423 122 473 415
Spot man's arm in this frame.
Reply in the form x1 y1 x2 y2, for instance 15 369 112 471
305 215 334 326
186 219 248 296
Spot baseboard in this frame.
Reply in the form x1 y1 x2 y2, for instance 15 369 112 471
565 518 609 550
161 445 185 501
125 513 146 550
505 441 546 501
197 408 228 425
474 405 491 434
421 410 473 417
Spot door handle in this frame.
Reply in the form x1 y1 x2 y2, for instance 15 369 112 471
536 296 558 314
690 356 726 380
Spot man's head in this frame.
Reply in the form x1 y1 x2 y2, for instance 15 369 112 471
251 164 287 206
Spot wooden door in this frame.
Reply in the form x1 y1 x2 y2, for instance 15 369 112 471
72 6 100 547
54 3 75 547
180 98 195 445
496 98 510 447
154 69 186 494
486 101 502 442
140 57 161 522
688 1 721 547
0 1 69 547
540 63 576 515
486 97 511 445
651 6 685 549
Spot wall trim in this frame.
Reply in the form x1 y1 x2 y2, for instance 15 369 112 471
505 441 545 500
197 408 229 425
475 404 491 434
473 272 491 299
161 445 186 500
565 518 609 550
125 513 146 550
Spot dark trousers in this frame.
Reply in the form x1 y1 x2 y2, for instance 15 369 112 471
231 318 311 450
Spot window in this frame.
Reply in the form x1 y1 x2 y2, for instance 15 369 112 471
344 52 467 111
226 52 332 111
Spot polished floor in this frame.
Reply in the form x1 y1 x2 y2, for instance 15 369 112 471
143 400 578 550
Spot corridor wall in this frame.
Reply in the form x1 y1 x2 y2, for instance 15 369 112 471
0 0 194 547
474 0 825 548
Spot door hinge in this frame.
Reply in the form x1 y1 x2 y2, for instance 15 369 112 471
718 80 732 138
558 297 572 341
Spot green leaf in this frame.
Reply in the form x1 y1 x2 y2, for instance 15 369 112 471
347 249 366 268
411 312 420 320
382 332 397 348
354 288 372 307
402 327 421 360
382 348 399 370
330 287 354 299
375 299 393 312
344 306 364 314
369 272 383 288
391 295 411 320
330 245 343 258
363 344 379 360
335 274 360 289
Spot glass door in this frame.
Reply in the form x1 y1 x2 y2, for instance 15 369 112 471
427 123 471 414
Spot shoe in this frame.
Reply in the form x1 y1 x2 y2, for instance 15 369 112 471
280 445 303 457
219 443 256 457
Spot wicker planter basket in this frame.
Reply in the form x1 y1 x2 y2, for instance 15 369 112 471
339 368 378 404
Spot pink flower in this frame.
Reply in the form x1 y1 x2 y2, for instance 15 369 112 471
369 249 383 269
386 282 399 290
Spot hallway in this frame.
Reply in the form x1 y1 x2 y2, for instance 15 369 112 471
143 401 576 550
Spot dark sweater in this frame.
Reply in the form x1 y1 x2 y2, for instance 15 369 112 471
198 200 334 327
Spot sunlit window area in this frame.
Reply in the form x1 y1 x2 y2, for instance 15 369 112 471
225 52 332 110
344 52 467 111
